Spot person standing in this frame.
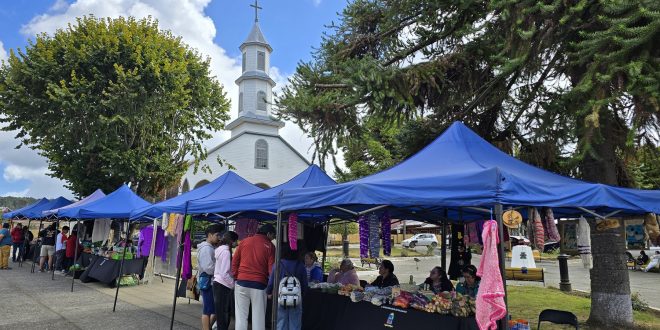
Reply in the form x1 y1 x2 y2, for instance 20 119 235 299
231 224 276 330
197 224 224 330
64 228 82 274
303 251 323 284
39 223 58 272
0 223 12 270
10 223 24 262
54 226 69 273
267 244 308 330
213 231 239 330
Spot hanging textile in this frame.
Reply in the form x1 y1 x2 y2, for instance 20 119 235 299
235 218 259 240
180 232 192 280
174 214 184 244
476 220 485 245
381 211 391 256
577 216 593 269
91 219 111 243
138 225 168 261
166 213 177 236
644 213 660 245
358 215 369 258
368 213 380 258
288 213 298 251
532 209 545 250
162 213 169 232
543 208 561 242
476 220 507 330
303 225 326 252
465 222 480 245
448 224 466 280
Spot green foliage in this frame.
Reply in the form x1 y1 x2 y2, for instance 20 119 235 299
0 16 230 198
276 0 660 185
329 221 358 235
0 197 38 211
631 292 649 312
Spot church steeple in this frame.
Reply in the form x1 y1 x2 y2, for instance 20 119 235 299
225 1 284 137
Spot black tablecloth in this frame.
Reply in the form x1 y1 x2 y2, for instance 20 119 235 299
77 253 146 286
303 290 478 330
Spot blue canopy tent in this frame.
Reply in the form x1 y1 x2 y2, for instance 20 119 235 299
166 165 336 328
22 197 73 219
2 198 49 219
275 121 660 328
55 184 151 309
130 171 262 220
43 189 106 217
187 164 336 218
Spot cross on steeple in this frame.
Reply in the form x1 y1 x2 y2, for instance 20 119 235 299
250 0 262 23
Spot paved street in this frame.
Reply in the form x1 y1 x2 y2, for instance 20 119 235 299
0 261 198 330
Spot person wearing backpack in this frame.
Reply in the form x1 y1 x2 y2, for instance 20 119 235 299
197 224 224 330
213 230 239 330
266 243 308 330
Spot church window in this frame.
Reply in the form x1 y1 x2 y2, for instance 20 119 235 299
242 52 246 72
257 51 265 71
255 139 268 169
257 91 267 111
239 92 244 113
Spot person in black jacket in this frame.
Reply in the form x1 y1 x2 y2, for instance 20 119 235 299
371 259 399 288
422 266 454 293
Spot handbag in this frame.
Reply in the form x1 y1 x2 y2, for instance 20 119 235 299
197 272 212 291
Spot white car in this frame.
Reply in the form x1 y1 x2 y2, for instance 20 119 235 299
402 233 438 248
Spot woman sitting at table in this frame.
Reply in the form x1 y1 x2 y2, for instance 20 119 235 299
370 259 399 288
304 251 323 284
421 266 454 293
328 259 360 286
455 265 480 298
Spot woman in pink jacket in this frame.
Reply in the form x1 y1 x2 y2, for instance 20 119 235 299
328 259 360 286
213 231 239 330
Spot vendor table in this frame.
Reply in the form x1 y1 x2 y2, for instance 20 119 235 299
78 253 146 286
303 290 478 330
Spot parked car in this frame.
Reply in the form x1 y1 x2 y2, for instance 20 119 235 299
402 233 438 248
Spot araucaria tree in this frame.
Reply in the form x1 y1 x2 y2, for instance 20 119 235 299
277 0 659 327
0 16 230 198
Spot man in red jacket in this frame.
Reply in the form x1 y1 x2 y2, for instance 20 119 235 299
231 224 276 330
10 223 24 262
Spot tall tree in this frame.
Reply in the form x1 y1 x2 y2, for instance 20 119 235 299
276 0 659 326
0 16 230 198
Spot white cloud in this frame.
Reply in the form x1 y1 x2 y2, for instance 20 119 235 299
5 0 329 198
0 189 30 198
0 40 8 63
312 0 322 7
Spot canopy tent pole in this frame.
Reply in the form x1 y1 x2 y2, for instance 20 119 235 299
19 218 32 268
113 219 131 312
321 219 330 271
51 219 60 280
170 209 188 330
32 218 44 273
494 203 509 330
271 211 284 329
441 209 448 271
71 218 80 292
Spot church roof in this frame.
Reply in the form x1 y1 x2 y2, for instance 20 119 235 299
240 23 272 52
207 131 310 166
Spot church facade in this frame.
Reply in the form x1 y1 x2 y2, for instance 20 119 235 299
181 19 309 192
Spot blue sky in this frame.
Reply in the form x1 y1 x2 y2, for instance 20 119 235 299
0 0 347 198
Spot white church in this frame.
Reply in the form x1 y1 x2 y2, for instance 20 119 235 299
180 13 310 192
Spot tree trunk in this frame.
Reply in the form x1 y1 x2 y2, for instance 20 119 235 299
580 113 634 327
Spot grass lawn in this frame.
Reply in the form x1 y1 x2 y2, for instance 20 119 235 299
325 247 428 258
508 286 660 329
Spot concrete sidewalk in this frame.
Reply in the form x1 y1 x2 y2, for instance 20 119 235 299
0 261 199 329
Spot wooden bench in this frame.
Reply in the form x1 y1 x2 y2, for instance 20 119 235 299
360 257 380 268
505 267 545 285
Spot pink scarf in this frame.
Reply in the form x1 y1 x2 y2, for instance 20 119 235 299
476 220 507 330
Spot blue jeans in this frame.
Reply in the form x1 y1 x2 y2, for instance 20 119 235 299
277 304 302 330
12 242 24 262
